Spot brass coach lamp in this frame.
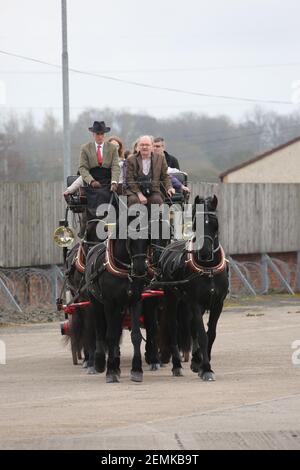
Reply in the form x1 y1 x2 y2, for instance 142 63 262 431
53 220 75 248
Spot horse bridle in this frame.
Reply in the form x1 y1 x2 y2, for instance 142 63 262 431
193 200 219 259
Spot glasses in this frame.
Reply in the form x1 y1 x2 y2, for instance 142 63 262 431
139 144 151 147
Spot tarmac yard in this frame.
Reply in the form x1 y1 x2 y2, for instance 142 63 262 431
1 296 300 450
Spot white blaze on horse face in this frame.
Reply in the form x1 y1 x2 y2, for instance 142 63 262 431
0 340 6 365
128 204 148 240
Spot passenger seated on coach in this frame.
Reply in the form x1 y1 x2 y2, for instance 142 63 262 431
167 167 190 195
125 135 175 208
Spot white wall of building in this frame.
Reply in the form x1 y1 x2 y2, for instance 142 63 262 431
223 140 300 183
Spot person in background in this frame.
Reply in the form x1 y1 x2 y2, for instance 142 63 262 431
153 137 180 170
107 136 125 191
64 174 83 195
107 135 124 160
168 167 190 194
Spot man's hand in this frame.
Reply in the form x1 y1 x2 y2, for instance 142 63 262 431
110 182 118 192
137 191 147 205
167 188 176 197
90 180 101 188
181 185 190 193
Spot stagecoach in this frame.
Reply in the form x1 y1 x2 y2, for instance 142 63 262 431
54 173 190 365
54 176 228 382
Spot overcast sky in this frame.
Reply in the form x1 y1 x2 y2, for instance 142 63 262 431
1 0 300 124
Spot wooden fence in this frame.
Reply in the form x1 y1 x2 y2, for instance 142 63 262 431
0 181 300 267
191 182 300 255
0 182 65 267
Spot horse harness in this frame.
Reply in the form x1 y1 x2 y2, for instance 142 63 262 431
65 235 157 303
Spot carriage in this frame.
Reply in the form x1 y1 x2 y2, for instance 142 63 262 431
54 173 227 382
54 172 190 365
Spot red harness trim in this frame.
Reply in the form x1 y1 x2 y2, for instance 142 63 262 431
104 237 130 278
141 290 164 299
104 236 155 279
63 301 91 314
74 244 86 273
185 241 226 275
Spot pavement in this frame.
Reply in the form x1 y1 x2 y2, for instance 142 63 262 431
1 297 300 450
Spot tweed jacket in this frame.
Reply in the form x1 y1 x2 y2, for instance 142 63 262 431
79 141 120 185
125 152 171 196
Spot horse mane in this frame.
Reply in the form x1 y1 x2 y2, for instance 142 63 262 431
158 240 187 280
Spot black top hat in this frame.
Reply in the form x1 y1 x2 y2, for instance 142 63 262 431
88 121 111 133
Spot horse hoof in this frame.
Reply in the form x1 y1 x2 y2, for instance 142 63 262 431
95 353 106 371
172 368 183 377
106 373 120 383
131 371 143 382
87 366 98 375
190 361 201 373
183 352 190 362
200 371 216 381
82 360 88 369
95 359 106 374
149 363 160 371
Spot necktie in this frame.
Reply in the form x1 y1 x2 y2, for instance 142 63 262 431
97 144 102 166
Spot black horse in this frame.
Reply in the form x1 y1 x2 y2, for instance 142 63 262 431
85 216 167 383
157 195 229 380
63 241 97 372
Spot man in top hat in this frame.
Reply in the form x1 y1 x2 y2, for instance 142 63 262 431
79 120 120 191
79 121 120 240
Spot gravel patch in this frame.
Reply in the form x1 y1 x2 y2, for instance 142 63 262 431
0 306 64 326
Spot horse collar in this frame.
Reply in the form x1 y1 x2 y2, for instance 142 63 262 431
185 239 226 275
104 235 155 278
105 237 130 278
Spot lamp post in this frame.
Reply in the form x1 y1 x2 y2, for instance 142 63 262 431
61 0 71 183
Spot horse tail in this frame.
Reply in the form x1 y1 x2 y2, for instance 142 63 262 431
157 298 192 362
156 301 172 363
68 305 95 357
